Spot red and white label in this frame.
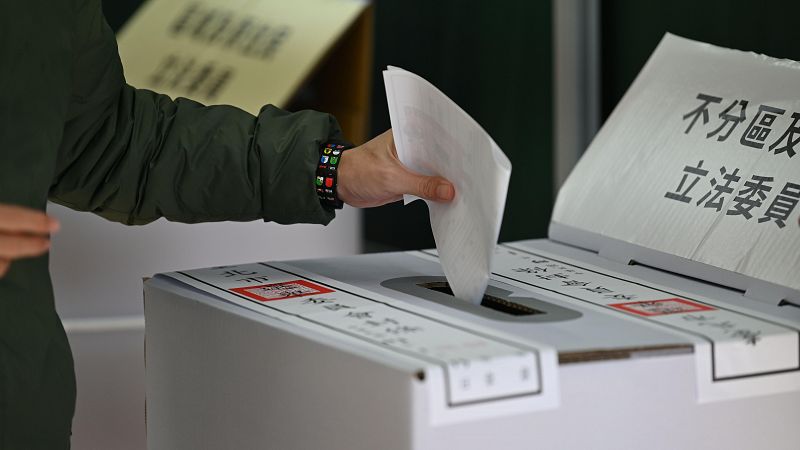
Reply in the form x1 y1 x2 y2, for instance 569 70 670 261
609 298 716 316
230 280 333 302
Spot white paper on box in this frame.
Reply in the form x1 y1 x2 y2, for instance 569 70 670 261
161 263 558 416
552 34 800 293
383 67 512 305
413 245 800 402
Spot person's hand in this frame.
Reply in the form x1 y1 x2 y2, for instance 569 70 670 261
336 129 455 208
0 204 60 278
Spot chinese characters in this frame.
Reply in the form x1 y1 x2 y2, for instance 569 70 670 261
683 93 798 158
664 160 800 228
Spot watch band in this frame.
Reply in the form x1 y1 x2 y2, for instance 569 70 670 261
316 141 353 209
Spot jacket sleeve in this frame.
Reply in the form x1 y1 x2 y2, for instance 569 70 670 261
49 1 339 226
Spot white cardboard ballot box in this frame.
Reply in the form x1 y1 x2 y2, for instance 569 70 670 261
143 35 800 450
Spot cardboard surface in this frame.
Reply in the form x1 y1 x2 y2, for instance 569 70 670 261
144 239 800 449
159 240 800 403
552 34 800 294
165 259 561 421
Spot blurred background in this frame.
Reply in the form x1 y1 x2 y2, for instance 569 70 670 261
50 0 800 448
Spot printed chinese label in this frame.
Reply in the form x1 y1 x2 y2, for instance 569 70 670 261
230 280 333 301
162 263 548 408
609 298 716 316
484 245 799 382
412 245 800 402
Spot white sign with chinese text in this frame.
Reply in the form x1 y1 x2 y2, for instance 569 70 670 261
553 34 800 293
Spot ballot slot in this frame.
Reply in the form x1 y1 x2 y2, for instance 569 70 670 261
381 276 582 323
418 281 542 316
779 299 800 310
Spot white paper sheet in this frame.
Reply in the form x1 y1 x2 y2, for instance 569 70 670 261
383 67 511 304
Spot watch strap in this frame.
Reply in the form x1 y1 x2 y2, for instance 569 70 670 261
316 141 353 209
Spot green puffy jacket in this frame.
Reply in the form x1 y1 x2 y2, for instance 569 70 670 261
0 1 341 448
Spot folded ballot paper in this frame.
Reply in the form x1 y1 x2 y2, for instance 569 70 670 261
384 67 512 304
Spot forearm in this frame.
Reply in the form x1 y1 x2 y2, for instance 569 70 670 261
51 85 339 225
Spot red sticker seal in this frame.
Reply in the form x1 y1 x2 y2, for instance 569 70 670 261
609 298 715 316
230 280 334 302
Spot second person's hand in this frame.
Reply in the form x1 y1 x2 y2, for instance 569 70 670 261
0 204 60 277
336 129 455 208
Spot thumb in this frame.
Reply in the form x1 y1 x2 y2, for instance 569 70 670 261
402 171 456 203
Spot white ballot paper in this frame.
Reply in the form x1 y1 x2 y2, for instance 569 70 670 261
384 67 512 304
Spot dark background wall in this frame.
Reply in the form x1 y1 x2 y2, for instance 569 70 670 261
102 0 141 31
364 0 553 250
601 0 800 119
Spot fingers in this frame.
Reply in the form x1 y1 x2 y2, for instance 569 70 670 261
0 205 57 278
0 204 59 235
380 129 454 203
402 171 456 203
0 233 51 259
339 128 455 207
383 129 398 157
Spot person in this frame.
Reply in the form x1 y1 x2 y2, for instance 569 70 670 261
0 1 455 448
